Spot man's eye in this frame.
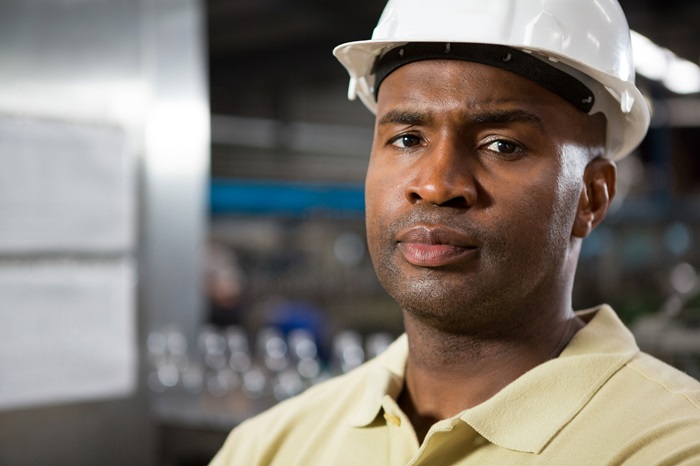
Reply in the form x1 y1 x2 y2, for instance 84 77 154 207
391 134 422 148
485 140 521 155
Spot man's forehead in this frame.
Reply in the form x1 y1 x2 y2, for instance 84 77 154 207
375 60 562 121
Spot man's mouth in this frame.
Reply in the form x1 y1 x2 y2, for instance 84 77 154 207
396 226 477 267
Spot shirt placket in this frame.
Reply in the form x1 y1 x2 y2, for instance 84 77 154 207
380 396 485 466
381 395 420 465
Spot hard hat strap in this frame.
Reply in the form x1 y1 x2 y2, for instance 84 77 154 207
371 42 595 113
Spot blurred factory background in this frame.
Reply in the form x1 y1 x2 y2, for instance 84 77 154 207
0 0 699 465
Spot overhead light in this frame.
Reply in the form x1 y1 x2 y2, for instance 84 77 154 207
630 31 671 81
663 60 700 94
631 30 700 94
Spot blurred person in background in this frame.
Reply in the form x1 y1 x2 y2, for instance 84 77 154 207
210 0 700 464
206 241 245 327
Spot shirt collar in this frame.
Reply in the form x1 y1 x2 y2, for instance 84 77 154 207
348 334 407 427
461 305 640 453
349 305 640 454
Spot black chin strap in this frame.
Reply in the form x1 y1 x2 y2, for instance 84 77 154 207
371 42 595 113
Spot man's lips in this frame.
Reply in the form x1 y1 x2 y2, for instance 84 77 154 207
396 226 477 267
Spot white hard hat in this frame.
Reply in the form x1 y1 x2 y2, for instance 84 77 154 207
333 0 651 161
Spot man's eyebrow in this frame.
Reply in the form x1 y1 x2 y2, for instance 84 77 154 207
377 109 432 127
377 108 546 130
467 109 546 130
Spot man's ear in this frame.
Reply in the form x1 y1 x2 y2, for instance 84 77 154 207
572 157 616 238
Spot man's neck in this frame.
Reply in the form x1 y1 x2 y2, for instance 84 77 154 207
398 309 584 442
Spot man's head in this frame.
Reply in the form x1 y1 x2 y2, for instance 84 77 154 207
333 0 649 334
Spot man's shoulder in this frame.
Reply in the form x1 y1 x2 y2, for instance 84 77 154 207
577 304 700 413
623 351 700 410
579 352 700 462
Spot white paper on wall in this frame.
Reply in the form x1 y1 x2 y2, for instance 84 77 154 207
0 259 136 410
0 116 133 253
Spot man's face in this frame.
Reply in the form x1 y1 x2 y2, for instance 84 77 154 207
365 59 601 334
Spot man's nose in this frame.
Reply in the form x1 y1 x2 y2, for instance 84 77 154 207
403 139 477 208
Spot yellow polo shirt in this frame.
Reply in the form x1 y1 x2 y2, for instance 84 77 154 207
210 305 700 465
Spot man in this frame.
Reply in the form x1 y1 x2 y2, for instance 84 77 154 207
211 0 700 464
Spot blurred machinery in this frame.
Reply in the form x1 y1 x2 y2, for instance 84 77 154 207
633 263 700 379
